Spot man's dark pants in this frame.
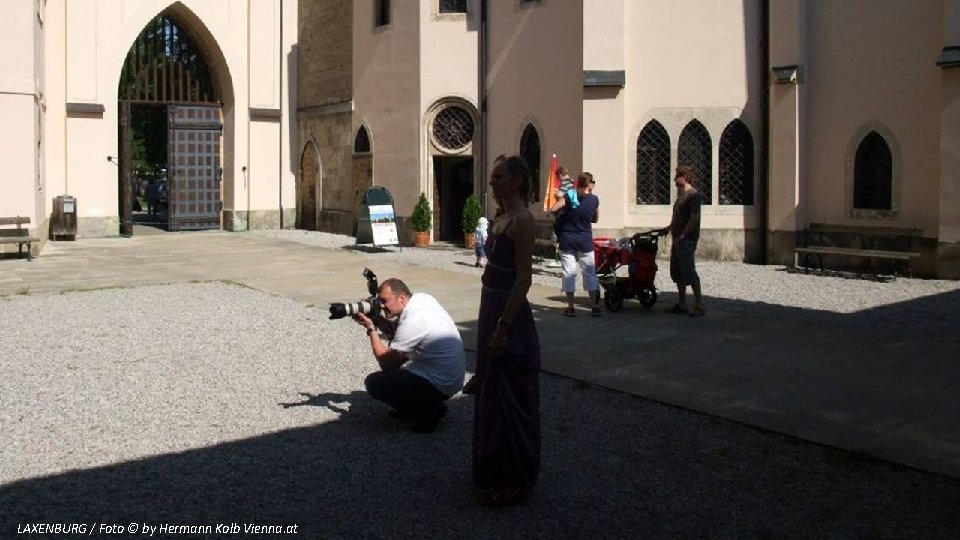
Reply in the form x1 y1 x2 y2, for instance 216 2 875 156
365 369 449 428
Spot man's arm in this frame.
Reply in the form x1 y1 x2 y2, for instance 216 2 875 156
355 313 408 371
367 330 408 371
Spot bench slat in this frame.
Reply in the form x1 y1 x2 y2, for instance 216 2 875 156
794 246 919 260
0 216 31 226
0 237 41 244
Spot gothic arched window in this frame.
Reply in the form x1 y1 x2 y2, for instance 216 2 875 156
354 126 371 154
635 120 671 205
718 119 754 205
853 131 892 210
519 124 541 202
678 120 712 204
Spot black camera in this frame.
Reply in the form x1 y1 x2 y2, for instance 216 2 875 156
329 268 381 320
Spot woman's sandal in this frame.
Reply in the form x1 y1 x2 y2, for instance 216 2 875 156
562 307 576 317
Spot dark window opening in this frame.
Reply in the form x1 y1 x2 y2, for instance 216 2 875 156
854 131 892 210
718 119 754 205
118 15 216 103
440 0 467 13
636 120 671 205
376 0 391 27
355 126 371 154
519 124 541 202
678 119 712 204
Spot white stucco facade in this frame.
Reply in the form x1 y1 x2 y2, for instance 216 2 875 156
0 0 297 244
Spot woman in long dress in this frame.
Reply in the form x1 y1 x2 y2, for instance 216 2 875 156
472 155 541 507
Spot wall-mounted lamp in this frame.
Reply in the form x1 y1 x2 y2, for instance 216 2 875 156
771 65 801 85
106 156 119 166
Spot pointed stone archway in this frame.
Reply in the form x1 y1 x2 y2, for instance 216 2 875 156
116 5 233 235
298 141 320 230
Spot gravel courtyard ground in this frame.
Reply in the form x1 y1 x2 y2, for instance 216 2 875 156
2 231 959 538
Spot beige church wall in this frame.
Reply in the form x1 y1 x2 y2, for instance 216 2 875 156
44 3 67 216
582 87 625 231
420 2 478 112
581 0 625 231
0 0 47 247
802 1 941 237
39 0 296 236
765 0 807 265
484 0 583 223
939 70 960 278
353 0 421 218
0 98 37 217
419 1 480 217
938 1 960 277
620 0 763 260
0 0 42 233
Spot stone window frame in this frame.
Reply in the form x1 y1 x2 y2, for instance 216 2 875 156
627 108 758 219
844 121 902 220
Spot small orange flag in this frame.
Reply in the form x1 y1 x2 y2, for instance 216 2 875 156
542 153 559 212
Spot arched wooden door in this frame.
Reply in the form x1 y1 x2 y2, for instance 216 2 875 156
299 144 319 230
118 13 221 234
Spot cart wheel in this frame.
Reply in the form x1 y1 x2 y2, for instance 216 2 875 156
604 291 624 313
639 288 658 308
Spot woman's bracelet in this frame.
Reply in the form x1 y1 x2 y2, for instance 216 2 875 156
366 327 376 336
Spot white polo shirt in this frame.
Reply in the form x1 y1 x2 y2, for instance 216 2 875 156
390 293 466 396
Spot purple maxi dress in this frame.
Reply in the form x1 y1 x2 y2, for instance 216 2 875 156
472 231 541 491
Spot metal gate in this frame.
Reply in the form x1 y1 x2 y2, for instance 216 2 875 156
352 155 373 229
167 104 222 231
299 144 318 230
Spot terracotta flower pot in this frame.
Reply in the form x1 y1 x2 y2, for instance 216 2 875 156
413 231 430 247
464 233 476 249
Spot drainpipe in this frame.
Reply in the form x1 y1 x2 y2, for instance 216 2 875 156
246 0 252 231
278 0 284 229
478 0 488 214
759 0 770 264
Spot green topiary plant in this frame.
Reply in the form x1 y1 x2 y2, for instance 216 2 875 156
411 192 432 232
461 194 483 234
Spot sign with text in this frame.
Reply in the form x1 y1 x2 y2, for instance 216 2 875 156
368 204 399 246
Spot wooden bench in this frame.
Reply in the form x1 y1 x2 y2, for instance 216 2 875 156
794 223 921 278
0 216 40 261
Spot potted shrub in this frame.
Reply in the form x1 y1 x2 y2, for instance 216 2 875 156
410 192 432 247
461 194 483 249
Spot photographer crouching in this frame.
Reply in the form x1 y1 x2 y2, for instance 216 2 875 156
351 277 465 434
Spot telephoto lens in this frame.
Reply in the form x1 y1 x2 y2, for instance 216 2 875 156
328 299 380 320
